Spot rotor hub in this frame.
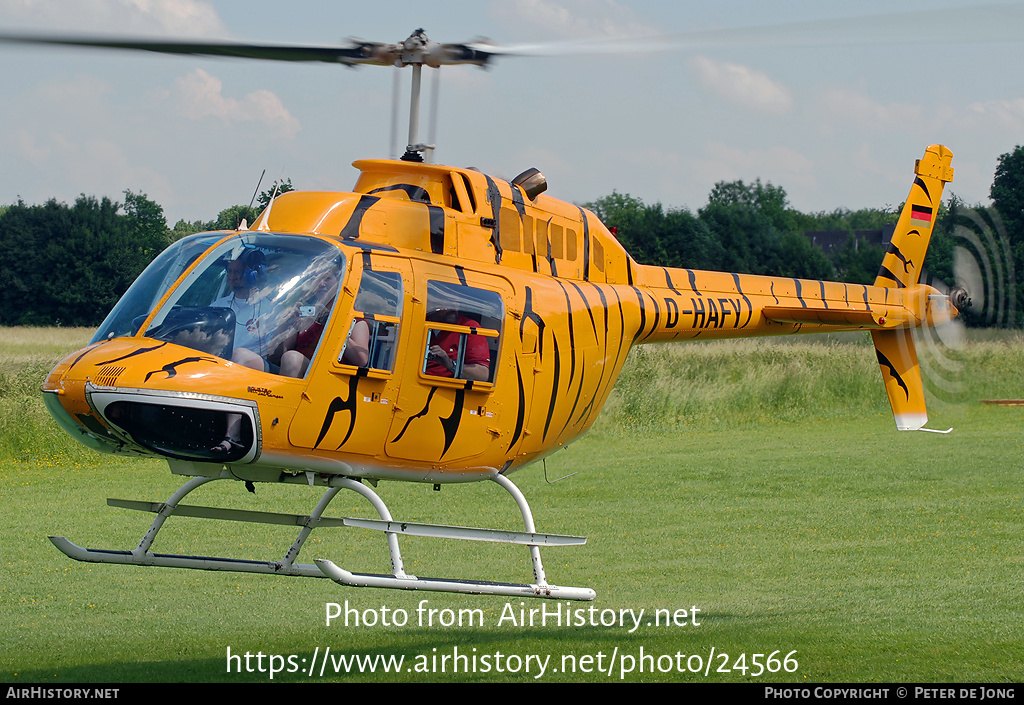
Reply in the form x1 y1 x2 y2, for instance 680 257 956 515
949 286 972 311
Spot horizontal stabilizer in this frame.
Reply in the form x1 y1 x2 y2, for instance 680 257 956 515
762 306 880 328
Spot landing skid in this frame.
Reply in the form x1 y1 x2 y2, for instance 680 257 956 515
49 470 596 601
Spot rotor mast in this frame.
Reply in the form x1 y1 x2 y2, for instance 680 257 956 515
398 29 441 163
404 63 429 162
390 29 493 162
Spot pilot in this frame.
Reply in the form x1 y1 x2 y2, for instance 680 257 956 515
424 308 490 381
212 250 277 373
211 251 275 454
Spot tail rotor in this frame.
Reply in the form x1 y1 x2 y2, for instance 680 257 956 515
917 206 1015 402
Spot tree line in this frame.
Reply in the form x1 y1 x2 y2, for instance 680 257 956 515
588 156 1021 328
1 152 1022 328
0 181 291 327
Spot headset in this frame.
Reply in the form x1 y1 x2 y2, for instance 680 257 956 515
240 247 267 288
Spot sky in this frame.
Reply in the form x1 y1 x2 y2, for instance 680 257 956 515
0 0 1023 225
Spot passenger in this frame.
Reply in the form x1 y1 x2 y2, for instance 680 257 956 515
281 318 369 377
277 269 364 378
424 308 490 381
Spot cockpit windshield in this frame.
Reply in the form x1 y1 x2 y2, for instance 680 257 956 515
90 231 227 344
99 233 346 376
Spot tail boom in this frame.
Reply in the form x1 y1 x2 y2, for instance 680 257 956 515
629 272 939 345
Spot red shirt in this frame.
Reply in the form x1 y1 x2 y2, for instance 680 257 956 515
295 320 324 359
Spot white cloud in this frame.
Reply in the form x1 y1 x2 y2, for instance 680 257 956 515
171 69 301 139
850 141 883 176
76 138 173 197
960 98 1024 132
14 128 51 165
5 124 174 205
3 75 114 166
26 74 112 108
694 142 815 192
123 0 223 34
688 55 792 116
822 88 923 129
0 0 227 36
489 0 658 39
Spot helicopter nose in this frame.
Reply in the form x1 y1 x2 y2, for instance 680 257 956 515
42 340 263 463
42 388 122 455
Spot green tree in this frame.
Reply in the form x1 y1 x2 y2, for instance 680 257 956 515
989 146 1024 320
210 204 259 231
706 178 807 233
699 181 783 275
699 179 836 279
659 207 724 271
831 234 886 285
170 218 210 241
777 230 834 280
585 192 723 270
586 192 667 265
168 178 297 239
0 192 168 326
256 178 294 212
804 206 899 233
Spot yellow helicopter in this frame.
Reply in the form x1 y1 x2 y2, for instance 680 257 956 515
15 29 964 601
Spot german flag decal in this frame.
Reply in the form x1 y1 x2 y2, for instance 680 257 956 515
910 205 933 228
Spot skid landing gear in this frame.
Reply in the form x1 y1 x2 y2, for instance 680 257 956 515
49 470 596 601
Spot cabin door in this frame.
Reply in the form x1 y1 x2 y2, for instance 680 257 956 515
385 262 515 465
288 258 409 459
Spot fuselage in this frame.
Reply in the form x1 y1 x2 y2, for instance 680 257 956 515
43 158 950 484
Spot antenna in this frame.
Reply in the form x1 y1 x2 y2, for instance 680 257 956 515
390 68 401 160
427 67 440 164
246 169 266 227
257 168 287 231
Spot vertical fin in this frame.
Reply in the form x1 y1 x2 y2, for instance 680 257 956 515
874 144 954 290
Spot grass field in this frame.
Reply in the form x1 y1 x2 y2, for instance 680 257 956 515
1 326 1022 683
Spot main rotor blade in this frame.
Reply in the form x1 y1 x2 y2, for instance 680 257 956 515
467 4 1024 58
0 33 392 66
4 3 1020 71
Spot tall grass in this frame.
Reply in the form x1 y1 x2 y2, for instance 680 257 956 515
0 327 95 461
602 336 883 431
598 330 1024 433
4 326 1024 457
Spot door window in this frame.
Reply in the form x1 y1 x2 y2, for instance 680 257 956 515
338 269 403 373
421 281 502 384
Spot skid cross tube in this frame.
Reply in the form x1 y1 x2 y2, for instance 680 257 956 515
50 470 346 578
316 473 595 600
49 470 596 600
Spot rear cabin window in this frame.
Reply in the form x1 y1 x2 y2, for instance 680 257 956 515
421 281 502 384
